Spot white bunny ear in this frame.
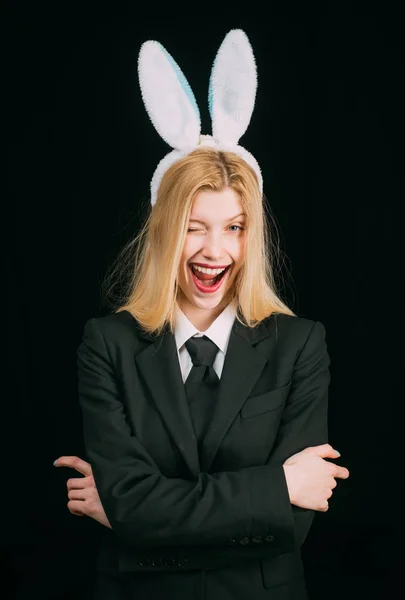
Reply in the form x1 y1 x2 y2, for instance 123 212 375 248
208 29 257 145
138 40 201 150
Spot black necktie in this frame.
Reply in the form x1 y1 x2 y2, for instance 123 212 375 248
184 335 220 446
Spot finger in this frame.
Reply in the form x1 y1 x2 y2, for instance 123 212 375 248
307 444 341 459
334 465 350 479
68 489 87 501
67 499 86 516
69 504 85 516
66 476 93 490
54 456 92 477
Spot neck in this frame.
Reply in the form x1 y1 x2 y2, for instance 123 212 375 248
178 294 231 331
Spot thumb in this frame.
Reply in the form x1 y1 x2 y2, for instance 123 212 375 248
304 444 341 459
53 456 93 477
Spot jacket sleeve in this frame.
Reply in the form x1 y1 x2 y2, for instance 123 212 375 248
265 319 331 547
77 317 295 551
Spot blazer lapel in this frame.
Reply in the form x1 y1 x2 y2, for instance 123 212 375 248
199 318 273 472
135 327 201 477
134 314 275 478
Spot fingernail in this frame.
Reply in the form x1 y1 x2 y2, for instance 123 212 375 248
53 460 58 466
334 449 341 457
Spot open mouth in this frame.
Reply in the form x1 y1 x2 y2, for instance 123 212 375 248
189 263 232 293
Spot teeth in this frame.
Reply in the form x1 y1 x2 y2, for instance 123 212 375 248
192 265 227 275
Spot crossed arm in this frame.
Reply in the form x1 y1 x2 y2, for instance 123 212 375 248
72 317 331 553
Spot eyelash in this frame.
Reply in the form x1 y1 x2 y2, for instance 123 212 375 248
187 225 245 233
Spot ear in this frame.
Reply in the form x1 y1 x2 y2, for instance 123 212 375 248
208 29 257 145
138 40 201 150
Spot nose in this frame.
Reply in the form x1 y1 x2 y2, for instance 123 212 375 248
201 231 225 261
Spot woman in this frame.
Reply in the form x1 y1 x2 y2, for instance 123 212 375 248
55 30 349 599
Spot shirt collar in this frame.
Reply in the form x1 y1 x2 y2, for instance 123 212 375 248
175 302 236 354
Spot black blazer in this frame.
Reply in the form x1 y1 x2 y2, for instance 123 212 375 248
77 309 330 600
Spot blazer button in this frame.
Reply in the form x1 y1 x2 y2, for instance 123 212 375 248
264 534 275 543
252 535 263 543
138 560 145 567
225 539 238 546
239 536 250 545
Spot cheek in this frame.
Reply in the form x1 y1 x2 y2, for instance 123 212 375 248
179 240 194 280
179 240 190 263
181 238 199 263
230 237 245 263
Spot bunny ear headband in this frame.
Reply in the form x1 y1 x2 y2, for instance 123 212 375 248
138 29 262 207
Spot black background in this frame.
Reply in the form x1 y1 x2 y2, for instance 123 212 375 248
3 2 403 599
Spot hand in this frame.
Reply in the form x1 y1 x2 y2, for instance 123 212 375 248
54 456 112 529
283 444 350 512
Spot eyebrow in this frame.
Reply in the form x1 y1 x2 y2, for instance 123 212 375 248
189 212 246 224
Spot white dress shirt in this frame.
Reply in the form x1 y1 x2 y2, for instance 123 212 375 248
174 303 236 383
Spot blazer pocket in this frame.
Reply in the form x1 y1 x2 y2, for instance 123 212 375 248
260 550 304 589
240 381 291 419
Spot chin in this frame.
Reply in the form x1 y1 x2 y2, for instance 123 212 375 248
192 295 225 310
183 280 234 311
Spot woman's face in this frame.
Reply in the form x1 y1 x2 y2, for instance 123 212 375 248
177 187 246 325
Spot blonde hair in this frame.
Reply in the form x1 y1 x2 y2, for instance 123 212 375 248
101 147 296 335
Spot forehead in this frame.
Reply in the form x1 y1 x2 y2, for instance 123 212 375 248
190 188 244 221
